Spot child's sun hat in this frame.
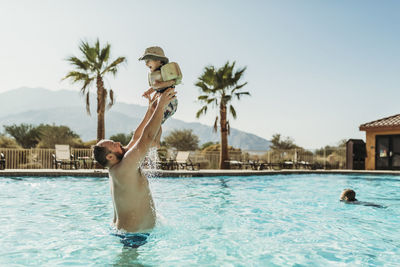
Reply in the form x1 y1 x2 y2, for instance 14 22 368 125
138 46 169 64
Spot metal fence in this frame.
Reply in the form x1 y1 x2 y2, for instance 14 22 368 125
0 148 93 169
0 147 346 170
242 148 346 169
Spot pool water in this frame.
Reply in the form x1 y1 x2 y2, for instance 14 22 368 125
0 174 399 266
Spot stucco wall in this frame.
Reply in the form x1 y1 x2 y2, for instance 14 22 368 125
364 129 400 170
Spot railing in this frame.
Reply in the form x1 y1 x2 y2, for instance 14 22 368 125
0 148 93 169
199 151 242 169
242 148 346 169
0 148 346 170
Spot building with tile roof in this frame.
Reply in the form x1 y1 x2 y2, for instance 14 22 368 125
359 114 400 170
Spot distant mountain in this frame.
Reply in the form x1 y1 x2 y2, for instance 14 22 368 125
0 87 270 150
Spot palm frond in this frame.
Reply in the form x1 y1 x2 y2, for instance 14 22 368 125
85 92 91 115
95 39 100 56
231 82 248 94
235 91 250 100
106 89 115 110
62 71 90 83
198 66 216 87
195 81 213 94
79 40 98 68
229 105 237 119
80 76 95 95
213 116 219 133
66 56 90 71
198 95 209 101
196 106 208 118
99 43 111 68
233 66 247 82
207 98 217 105
101 57 126 76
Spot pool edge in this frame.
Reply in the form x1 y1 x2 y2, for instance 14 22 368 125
1 169 400 177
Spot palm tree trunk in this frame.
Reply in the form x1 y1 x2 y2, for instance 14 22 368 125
96 75 106 142
219 103 229 169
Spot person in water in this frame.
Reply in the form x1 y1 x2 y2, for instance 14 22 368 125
340 189 385 208
93 87 177 248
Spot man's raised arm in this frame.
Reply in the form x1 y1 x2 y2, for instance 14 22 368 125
123 88 176 164
124 92 158 151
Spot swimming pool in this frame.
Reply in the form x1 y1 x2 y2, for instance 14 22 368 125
0 174 399 266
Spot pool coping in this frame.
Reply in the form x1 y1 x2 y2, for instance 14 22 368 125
1 169 400 177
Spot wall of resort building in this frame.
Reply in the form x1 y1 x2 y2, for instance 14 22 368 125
364 129 400 170
360 114 400 171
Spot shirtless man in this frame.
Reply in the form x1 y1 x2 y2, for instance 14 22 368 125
93 87 176 247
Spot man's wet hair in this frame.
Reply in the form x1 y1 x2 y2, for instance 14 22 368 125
340 189 357 202
93 145 110 167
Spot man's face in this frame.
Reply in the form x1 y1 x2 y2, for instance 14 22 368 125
145 59 162 72
98 140 126 159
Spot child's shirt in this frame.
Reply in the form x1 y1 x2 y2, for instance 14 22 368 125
148 62 182 93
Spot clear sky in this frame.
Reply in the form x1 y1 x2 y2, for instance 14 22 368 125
1 0 399 149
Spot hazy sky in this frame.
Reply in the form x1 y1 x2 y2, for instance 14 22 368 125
1 0 399 149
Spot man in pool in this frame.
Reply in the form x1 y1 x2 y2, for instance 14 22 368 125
93 87 177 248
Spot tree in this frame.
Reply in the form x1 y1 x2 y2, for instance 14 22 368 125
200 141 216 150
4 124 40 148
315 139 347 156
0 134 20 148
63 38 126 142
163 129 199 151
270 134 299 150
195 61 250 169
36 124 83 148
110 132 133 146
201 144 241 153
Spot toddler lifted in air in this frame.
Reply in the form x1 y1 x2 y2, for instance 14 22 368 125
139 46 182 124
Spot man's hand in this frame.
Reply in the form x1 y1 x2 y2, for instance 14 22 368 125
149 92 160 111
142 88 155 100
158 87 176 108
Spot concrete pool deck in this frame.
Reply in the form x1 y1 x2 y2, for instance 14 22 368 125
1 169 400 177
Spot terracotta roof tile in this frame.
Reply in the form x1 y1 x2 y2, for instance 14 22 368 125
359 114 400 131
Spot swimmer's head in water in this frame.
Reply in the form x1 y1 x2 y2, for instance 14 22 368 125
340 189 357 202
93 139 126 167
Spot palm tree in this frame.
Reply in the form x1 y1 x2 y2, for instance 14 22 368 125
63 39 126 142
195 61 250 169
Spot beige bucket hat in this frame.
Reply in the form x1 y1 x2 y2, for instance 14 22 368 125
138 46 169 63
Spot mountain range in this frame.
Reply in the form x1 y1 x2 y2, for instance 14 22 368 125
0 87 270 150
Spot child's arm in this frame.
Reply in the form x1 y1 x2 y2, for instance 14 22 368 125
152 79 175 90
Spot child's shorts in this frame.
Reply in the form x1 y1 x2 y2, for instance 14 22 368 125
162 98 178 124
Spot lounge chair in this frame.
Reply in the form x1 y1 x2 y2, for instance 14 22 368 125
296 161 311 169
174 151 199 170
224 160 243 169
52 145 79 169
0 153 5 170
155 155 175 170
243 160 263 170
283 161 294 169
